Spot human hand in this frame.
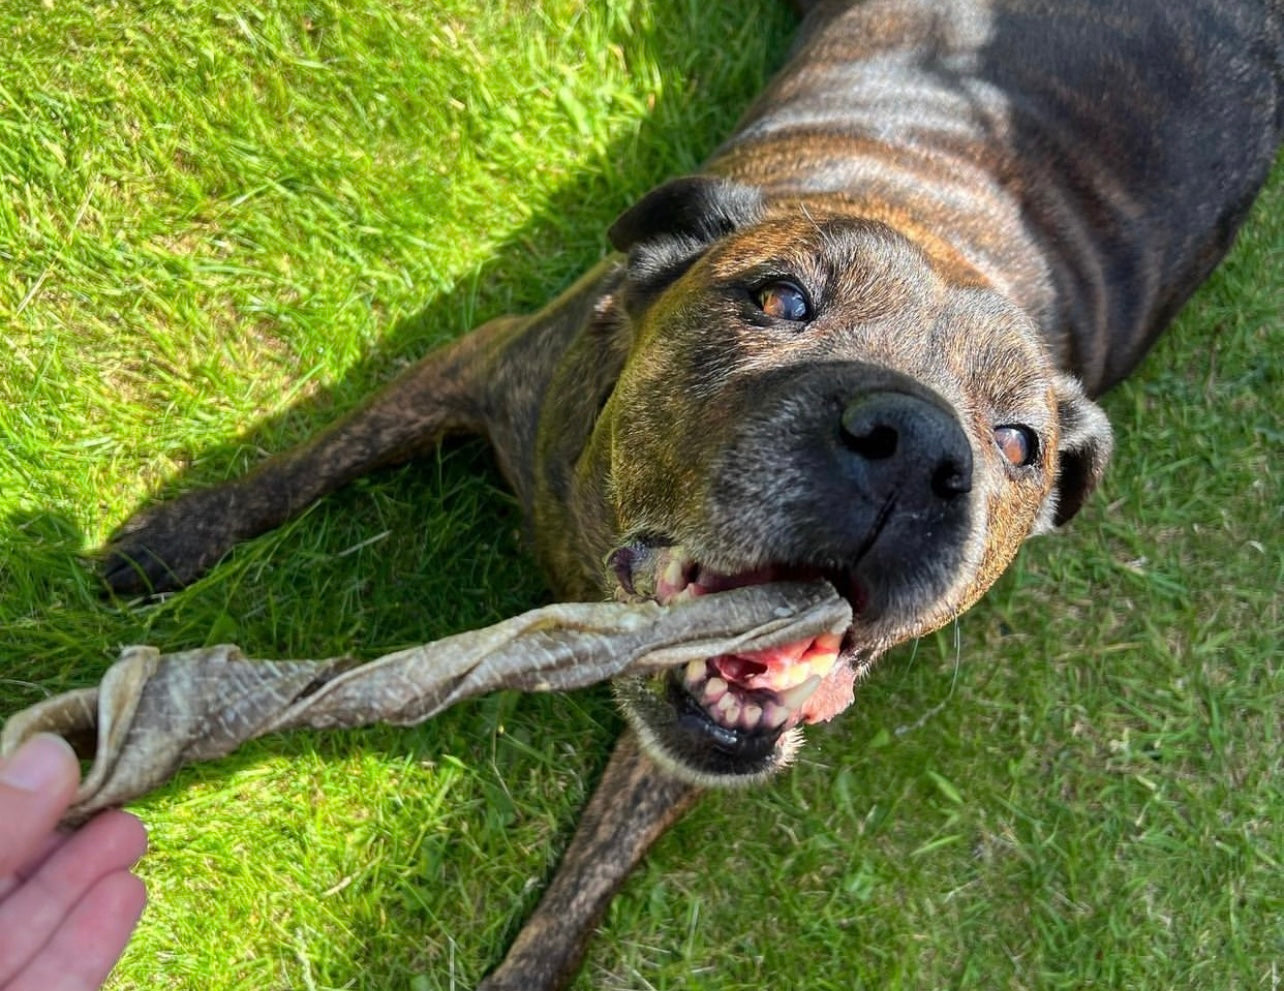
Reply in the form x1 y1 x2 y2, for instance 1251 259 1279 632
0 735 147 991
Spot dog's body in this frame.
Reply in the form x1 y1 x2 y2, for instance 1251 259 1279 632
102 1 1282 988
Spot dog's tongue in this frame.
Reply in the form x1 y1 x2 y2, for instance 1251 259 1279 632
710 633 853 724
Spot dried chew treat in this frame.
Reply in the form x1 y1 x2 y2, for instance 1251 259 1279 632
1 581 848 823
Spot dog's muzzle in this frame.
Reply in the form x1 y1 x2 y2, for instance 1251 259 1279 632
608 363 977 784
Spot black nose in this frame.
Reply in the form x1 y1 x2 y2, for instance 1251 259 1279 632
839 391 973 502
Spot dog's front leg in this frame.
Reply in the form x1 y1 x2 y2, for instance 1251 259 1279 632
478 731 700 991
100 315 526 595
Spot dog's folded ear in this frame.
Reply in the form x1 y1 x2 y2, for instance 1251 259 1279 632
609 176 764 252
1037 374 1114 531
609 176 764 301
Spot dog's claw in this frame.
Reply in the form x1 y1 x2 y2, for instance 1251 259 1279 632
99 545 182 597
98 485 249 596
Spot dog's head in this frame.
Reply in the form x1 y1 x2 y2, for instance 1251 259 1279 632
580 176 1111 785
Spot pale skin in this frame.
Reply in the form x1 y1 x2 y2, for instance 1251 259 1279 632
0 735 147 991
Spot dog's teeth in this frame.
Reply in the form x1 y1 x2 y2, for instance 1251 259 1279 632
714 691 740 721
807 653 837 680
684 659 705 686
662 554 687 590
763 702 790 730
742 703 763 730
779 674 822 712
702 677 728 703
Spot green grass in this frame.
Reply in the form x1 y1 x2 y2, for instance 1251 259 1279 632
1 2 1280 989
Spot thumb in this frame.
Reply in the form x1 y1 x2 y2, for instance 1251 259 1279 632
0 735 80 877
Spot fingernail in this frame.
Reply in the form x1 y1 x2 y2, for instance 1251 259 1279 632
0 734 76 793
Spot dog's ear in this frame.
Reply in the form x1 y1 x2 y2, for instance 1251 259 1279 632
609 176 764 251
608 176 764 299
1036 374 1113 531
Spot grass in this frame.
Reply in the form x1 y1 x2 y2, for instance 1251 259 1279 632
1 1 1280 989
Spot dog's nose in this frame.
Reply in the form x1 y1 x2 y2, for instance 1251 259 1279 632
839 391 973 502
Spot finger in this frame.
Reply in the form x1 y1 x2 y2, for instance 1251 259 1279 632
0 736 80 878
0 832 71 901
6 870 147 991
0 810 147 986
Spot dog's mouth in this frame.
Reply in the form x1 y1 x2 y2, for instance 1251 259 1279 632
609 542 872 783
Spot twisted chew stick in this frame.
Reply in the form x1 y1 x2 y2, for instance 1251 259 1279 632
1 581 848 823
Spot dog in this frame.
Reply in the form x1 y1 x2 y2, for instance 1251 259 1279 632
101 0 1282 987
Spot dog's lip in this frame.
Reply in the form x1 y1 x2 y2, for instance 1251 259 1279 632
666 675 786 762
609 541 864 733
608 540 869 615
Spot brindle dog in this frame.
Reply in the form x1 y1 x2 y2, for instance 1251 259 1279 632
102 0 1282 988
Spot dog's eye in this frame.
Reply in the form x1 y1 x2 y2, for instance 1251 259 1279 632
994 425 1039 467
753 281 811 322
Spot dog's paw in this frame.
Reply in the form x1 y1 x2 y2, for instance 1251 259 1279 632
98 485 249 596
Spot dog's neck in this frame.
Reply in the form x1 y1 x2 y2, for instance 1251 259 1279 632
704 1 1062 366
705 0 1283 396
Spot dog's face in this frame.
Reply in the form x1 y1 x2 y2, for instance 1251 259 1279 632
574 178 1111 785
